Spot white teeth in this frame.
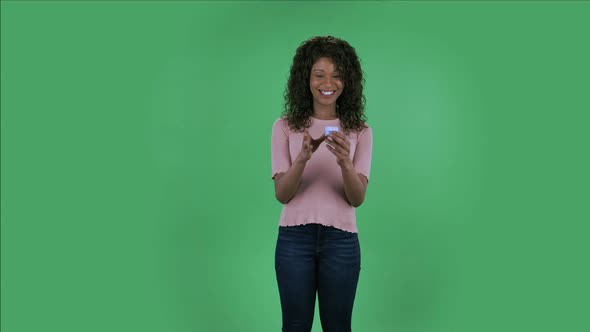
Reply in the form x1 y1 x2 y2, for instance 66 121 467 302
321 90 335 96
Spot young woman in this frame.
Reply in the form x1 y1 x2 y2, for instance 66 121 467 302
271 35 373 332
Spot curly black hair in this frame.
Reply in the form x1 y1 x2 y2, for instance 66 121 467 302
281 35 367 135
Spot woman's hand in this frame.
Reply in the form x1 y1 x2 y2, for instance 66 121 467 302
327 131 368 206
326 131 353 168
297 129 327 163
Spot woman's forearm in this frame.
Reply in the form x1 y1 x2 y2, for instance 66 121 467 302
341 160 367 207
274 157 307 204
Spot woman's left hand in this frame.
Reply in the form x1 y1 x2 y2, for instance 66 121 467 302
326 131 353 168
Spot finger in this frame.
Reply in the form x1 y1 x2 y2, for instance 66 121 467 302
334 131 347 140
326 143 336 154
327 136 349 154
326 143 345 159
329 131 341 140
326 135 340 148
316 134 328 144
327 141 348 157
329 132 349 148
336 132 351 147
326 140 342 153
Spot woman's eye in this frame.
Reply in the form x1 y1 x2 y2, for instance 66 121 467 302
314 75 340 79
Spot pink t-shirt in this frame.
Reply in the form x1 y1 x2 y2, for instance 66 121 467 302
271 116 373 233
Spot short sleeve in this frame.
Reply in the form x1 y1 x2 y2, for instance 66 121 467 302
353 125 373 182
271 118 292 179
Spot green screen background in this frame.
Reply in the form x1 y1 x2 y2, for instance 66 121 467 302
2 1 589 331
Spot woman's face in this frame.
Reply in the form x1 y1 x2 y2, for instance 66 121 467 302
309 57 344 108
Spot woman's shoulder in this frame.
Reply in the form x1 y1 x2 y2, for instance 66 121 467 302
348 122 372 139
272 116 294 137
273 116 288 125
359 122 371 130
272 116 290 130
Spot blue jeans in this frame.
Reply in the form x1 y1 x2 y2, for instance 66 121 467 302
275 223 361 332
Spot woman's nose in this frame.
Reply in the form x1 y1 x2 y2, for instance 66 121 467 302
323 77 335 87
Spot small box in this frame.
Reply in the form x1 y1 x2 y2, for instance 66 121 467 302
324 126 339 136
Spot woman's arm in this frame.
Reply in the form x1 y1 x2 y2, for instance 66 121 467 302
326 130 371 207
273 130 326 204
340 160 368 207
273 156 307 204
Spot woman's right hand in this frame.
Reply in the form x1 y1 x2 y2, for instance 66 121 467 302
296 129 327 163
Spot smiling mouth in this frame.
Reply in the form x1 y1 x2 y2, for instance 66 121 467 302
319 90 335 96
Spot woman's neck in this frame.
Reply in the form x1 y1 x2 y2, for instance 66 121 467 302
312 105 338 120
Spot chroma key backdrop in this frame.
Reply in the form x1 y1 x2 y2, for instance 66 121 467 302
2 1 589 332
